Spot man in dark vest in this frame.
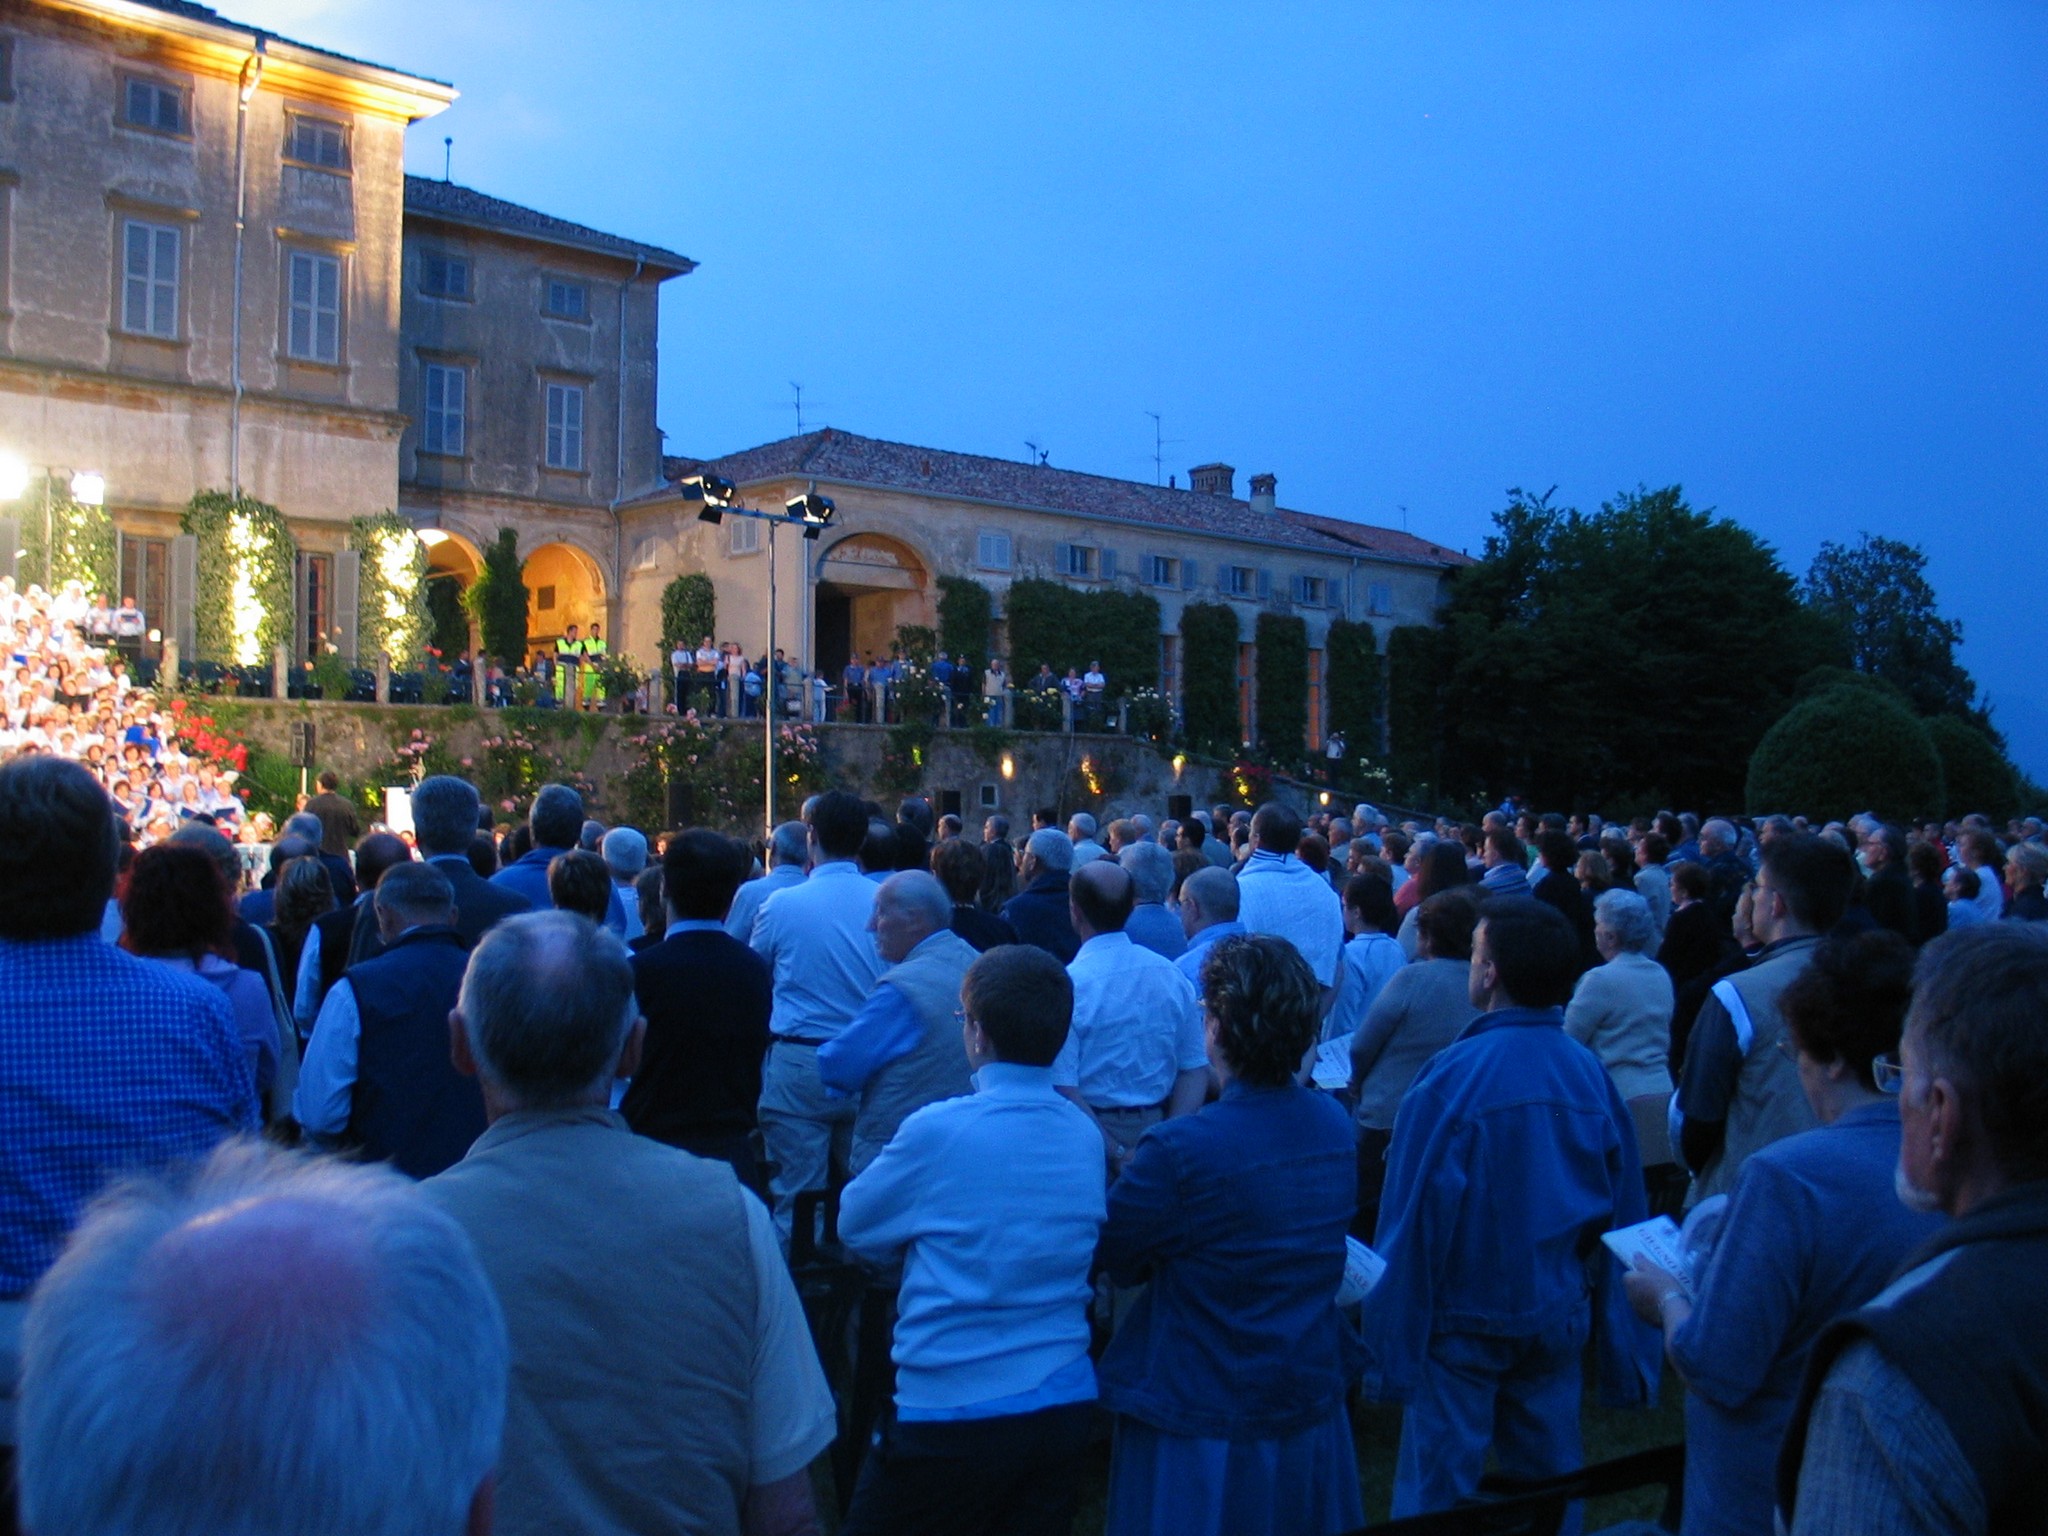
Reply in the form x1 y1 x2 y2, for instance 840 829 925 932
412 774 531 947
1779 921 2048 1534
303 831 411 1027
292 861 484 1178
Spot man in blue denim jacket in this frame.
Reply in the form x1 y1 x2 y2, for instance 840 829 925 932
1361 899 1661 1519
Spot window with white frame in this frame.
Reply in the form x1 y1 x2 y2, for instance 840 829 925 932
1225 564 1258 597
729 516 761 555
1368 582 1394 616
544 383 585 470
122 77 186 135
286 251 342 363
121 220 179 338
544 279 588 319
1147 554 1180 587
420 252 470 298
977 531 1012 571
287 115 349 170
422 364 465 455
1062 543 1099 580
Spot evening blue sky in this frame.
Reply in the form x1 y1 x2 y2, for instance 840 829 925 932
248 2 2048 779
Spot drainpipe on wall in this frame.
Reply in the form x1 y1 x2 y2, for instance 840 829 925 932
610 255 644 651
228 36 266 497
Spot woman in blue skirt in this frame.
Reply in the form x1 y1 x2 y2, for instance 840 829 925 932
1096 932 1365 1536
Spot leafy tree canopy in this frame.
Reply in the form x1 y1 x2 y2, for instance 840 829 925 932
1802 533 1980 725
1746 684 1943 824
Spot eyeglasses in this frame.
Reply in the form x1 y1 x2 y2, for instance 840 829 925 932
1872 1054 1903 1095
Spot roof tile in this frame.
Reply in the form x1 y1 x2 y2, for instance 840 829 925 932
404 176 695 274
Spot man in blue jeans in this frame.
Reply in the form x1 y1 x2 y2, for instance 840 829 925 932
838 945 1107 1535
1361 899 1661 1519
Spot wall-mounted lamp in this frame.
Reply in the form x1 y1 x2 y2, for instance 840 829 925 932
1000 753 1015 780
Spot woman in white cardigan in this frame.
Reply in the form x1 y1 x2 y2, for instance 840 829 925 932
1564 888 1674 1101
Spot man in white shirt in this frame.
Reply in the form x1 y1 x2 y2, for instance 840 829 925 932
1053 861 1209 1170
750 790 885 1239
1236 800 1345 1000
1067 811 1107 864
839 944 1106 1533
727 820 809 941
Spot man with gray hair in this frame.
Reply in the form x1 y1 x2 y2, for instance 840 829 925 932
1068 810 1107 864
1002 826 1081 962
599 826 650 940
413 773 531 948
725 820 808 942
490 782 628 934
295 861 485 1179
1699 817 1751 929
1175 865 1244 997
1119 839 1187 959
818 871 981 1171
18 1141 508 1536
427 912 835 1536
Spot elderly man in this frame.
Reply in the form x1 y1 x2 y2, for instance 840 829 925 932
491 782 628 933
751 790 886 1235
600 826 650 940
1235 801 1345 993
1698 818 1751 927
1674 833 1854 1205
413 774 531 947
298 829 413 1025
1176 866 1245 997
1858 822 1920 944
295 861 485 1179
1363 901 1658 1516
727 820 810 941
18 1142 508 1536
838 945 1106 1533
818 871 981 1171
1053 862 1209 1168
1003 827 1081 962
427 911 836 1536
1779 923 2048 1535
1068 810 1107 865
1118 839 1186 960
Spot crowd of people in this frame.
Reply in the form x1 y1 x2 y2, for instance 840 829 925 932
2 695 2046 1535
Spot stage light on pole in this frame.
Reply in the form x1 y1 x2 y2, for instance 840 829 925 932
680 474 736 525
785 487 836 541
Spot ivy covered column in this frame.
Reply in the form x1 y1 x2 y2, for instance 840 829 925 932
182 492 298 667
17 476 116 597
349 512 431 669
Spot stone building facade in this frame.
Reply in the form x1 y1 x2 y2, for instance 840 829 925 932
618 429 1466 747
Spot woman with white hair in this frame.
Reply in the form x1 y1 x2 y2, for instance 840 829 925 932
1564 889 1675 1101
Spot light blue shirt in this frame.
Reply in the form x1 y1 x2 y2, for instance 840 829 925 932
1322 930 1408 1044
817 958 932 1097
1175 918 1245 996
1236 849 1345 986
839 1061 1106 1415
749 860 884 1043
491 847 628 935
293 975 362 1139
1052 931 1207 1109
1124 901 1187 960
725 863 805 941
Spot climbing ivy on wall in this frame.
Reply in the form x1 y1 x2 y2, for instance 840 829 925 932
183 491 297 666
17 477 117 600
1179 601 1240 754
660 571 716 653
1326 618 1384 756
1386 623 1445 798
1002 578 1160 694
349 511 430 669
936 575 995 675
1254 612 1308 764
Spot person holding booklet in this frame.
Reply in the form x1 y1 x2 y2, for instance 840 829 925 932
1623 931 1942 1536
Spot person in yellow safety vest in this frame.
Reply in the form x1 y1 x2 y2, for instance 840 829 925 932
582 624 608 709
555 624 583 707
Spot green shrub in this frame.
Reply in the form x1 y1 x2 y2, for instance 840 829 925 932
1179 602 1240 753
1254 612 1308 764
1002 579 1159 696
1386 624 1443 797
465 528 529 665
1923 714 2018 822
1326 619 1383 754
1745 685 1944 824
660 571 715 653
18 476 116 598
427 576 470 661
937 576 994 675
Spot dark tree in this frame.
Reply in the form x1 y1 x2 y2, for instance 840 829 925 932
660 572 715 653
1179 602 1240 754
1803 534 1978 722
936 576 994 675
1747 683 1944 824
464 527 530 665
1326 619 1384 759
1253 613 1308 765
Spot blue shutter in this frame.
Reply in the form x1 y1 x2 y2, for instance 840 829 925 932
1100 548 1117 581
1181 559 1198 590
1256 568 1271 600
1056 542 1074 578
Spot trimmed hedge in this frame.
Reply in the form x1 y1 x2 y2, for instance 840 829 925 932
937 575 994 675
1924 714 2018 822
660 571 716 653
465 528 530 665
1326 619 1383 755
1385 624 1442 798
1179 602 1240 753
1002 579 1160 696
1254 612 1308 763
1745 685 1944 824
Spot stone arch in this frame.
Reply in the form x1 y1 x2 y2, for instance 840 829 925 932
419 529 484 660
522 541 608 663
812 529 934 683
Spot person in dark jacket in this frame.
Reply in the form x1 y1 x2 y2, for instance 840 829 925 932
307 831 413 1016
293 861 484 1178
412 775 533 948
1659 862 1730 994
1906 840 1949 947
894 796 936 874
1779 922 2048 1535
1000 828 1079 963
933 837 1017 952
1532 830 1595 973
1857 823 1920 945
622 829 773 1191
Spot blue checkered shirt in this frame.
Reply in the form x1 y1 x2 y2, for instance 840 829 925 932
0 933 259 1298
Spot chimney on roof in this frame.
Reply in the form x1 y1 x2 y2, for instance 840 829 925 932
1248 473 1277 515
1188 463 1235 497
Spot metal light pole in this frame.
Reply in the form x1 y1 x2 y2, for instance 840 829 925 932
765 515 777 837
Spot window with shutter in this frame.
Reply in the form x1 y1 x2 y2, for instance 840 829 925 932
423 364 466 455
287 116 349 170
1100 548 1118 581
121 221 179 338
287 251 342 363
1255 569 1271 600
977 531 1012 570
1182 560 1199 590
545 384 585 470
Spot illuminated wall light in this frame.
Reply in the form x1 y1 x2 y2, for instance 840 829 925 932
1000 753 1015 780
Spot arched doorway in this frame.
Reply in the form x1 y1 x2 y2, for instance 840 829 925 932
420 531 481 659
522 542 606 663
814 532 931 682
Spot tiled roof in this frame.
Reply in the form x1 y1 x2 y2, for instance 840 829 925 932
404 177 695 274
666 430 1468 568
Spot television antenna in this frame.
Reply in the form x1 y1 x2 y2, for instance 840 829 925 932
1024 440 1049 466
1144 411 1184 486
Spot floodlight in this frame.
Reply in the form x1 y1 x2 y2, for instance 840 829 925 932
0 454 27 500
417 528 451 548
70 471 106 507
